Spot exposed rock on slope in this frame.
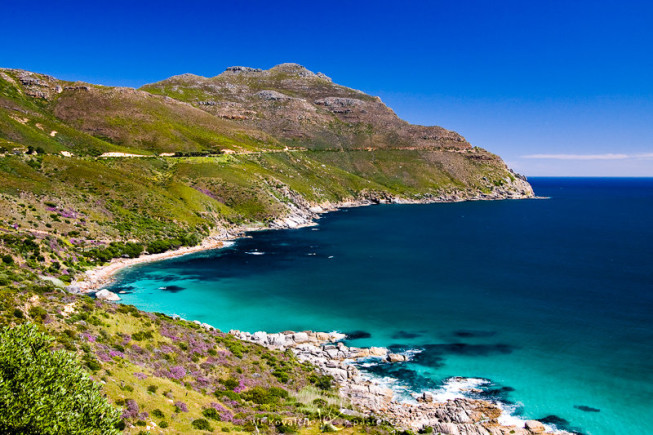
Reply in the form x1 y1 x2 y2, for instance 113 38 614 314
230 330 569 435
142 63 472 150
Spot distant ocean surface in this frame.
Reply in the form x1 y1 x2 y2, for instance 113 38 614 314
110 178 653 435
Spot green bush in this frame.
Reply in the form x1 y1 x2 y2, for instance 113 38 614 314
131 330 153 341
309 374 333 391
241 386 288 405
191 418 213 431
0 323 120 434
222 377 238 390
1 255 13 265
28 306 48 322
152 408 165 419
159 420 169 428
202 407 220 420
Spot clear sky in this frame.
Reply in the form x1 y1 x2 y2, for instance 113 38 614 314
2 0 651 176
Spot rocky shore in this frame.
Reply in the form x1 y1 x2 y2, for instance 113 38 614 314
229 329 569 435
71 175 534 295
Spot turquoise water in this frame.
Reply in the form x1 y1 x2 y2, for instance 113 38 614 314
110 178 653 435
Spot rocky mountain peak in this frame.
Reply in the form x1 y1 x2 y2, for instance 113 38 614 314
224 66 263 74
269 63 318 78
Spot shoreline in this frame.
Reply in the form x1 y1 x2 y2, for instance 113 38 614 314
68 183 562 433
71 178 536 294
229 329 569 435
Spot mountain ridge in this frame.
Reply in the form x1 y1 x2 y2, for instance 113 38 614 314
0 63 533 286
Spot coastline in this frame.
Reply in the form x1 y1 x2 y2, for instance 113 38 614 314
71 177 536 294
229 329 569 435
66 180 561 434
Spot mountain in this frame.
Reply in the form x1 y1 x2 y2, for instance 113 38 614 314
0 64 542 434
0 63 532 282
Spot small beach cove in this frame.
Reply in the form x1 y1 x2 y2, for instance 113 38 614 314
107 178 653 435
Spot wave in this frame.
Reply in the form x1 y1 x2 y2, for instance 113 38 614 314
353 360 566 433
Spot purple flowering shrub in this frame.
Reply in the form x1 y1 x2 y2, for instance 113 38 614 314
174 401 188 413
168 365 186 380
71 300 323 428
121 399 139 419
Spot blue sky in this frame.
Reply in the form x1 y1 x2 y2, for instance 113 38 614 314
2 0 651 176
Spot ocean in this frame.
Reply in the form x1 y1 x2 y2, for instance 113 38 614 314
109 178 653 435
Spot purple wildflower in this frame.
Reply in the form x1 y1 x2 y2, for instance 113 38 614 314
209 402 234 422
174 401 188 412
96 351 112 362
168 365 186 380
121 399 139 419
133 372 148 380
234 378 246 393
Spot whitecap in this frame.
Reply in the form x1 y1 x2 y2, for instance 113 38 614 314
427 377 490 402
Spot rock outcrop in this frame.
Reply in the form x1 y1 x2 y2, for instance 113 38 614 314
230 329 569 435
94 289 121 301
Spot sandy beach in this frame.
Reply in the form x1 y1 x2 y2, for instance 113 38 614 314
71 236 226 293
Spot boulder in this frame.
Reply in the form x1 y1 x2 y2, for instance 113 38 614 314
315 332 331 342
525 420 546 434
267 333 286 346
369 347 388 357
252 331 267 343
354 348 371 358
95 289 120 301
387 353 407 363
293 332 310 343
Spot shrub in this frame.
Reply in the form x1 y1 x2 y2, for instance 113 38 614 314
0 323 120 433
1 255 13 264
147 385 158 394
222 377 239 390
202 407 220 420
241 386 288 405
174 401 188 412
131 330 153 341
12 308 23 319
159 421 169 428
272 369 289 383
192 418 213 431
28 306 48 322
152 409 164 419
217 390 241 402
309 374 333 391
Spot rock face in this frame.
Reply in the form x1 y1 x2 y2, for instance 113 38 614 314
230 329 569 435
142 63 498 154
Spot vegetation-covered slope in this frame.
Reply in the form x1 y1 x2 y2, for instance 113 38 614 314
0 64 534 433
1 286 379 434
0 64 531 286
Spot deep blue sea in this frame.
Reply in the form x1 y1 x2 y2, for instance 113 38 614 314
110 178 653 435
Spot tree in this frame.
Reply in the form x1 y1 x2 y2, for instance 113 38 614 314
0 323 121 434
